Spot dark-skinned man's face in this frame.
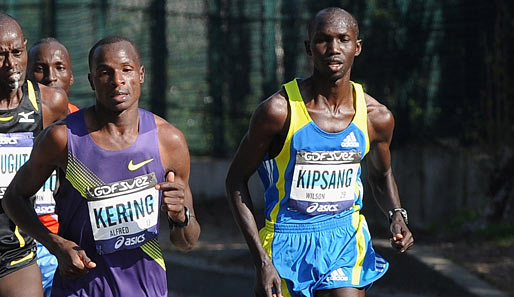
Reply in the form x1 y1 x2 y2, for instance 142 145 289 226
306 13 361 82
0 22 27 92
88 41 145 112
28 42 74 94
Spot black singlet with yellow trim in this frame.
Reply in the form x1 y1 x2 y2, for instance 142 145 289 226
0 80 42 277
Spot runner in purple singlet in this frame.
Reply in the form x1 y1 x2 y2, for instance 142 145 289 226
2 36 200 297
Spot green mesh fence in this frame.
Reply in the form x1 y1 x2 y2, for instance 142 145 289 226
1 0 512 156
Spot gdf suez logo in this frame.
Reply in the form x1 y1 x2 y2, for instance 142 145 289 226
114 234 145 249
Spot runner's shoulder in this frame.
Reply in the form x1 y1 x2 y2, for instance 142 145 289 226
365 93 394 141
153 114 187 148
251 89 289 133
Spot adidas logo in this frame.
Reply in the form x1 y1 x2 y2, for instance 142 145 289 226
375 257 387 272
326 268 348 281
340 132 359 148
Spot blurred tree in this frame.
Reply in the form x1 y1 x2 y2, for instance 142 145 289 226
483 0 514 225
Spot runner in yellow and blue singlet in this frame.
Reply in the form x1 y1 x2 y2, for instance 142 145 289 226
227 7 414 297
257 79 387 296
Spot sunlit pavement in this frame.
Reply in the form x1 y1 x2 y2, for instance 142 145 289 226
164 240 507 297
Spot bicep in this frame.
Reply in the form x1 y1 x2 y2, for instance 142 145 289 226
366 105 395 178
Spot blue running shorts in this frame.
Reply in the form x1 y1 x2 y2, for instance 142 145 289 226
259 212 388 297
37 241 58 297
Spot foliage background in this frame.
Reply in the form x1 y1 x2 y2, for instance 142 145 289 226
2 0 513 224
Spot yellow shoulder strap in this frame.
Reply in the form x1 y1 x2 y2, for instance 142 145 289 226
26 80 39 112
350 81 370 154
282 79 311 137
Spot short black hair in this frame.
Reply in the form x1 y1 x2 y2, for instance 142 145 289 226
307 7 359 39
88 36 141 71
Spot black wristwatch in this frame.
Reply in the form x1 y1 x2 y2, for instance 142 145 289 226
388 208 408 225
167 206 190 228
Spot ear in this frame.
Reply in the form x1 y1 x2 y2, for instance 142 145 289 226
70 73 74 87
23 39 28 47
139 65 145 83
354 39 362 57
304 40 312 56
88 73 94 90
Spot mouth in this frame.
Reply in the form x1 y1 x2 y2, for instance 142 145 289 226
110 91 129 102
325 59 344 71
7 73 21 89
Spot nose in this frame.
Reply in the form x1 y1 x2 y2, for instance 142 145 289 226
46 68 57 83
3 53 16 69
326 38 342 55
112 69 125 86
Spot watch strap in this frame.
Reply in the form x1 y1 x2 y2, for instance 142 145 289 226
167 206 190 228
388 208 408 225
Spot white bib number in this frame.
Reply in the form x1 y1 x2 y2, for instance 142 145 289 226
290 150 361 215
86 173 159 254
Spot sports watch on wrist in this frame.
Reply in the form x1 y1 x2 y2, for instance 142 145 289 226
167 206 190 228
388 208 408 225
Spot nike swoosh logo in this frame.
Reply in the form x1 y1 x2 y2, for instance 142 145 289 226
128 158 154 171
0 116 14 122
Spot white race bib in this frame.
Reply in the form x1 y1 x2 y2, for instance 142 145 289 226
0 132 33 199
34 171 58 215
86 173 160 254
290 150 361 215
0 132 58 214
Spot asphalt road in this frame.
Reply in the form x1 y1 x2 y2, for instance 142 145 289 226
164 242 488 297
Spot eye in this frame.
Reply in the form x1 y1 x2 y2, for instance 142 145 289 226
339 35 350 42
34 65 44 73
56 65 66 71
123 67 133 72
12 49 23 56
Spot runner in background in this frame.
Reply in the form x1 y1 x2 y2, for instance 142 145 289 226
28 37 79 114
0 13 68 297
27 37 78 297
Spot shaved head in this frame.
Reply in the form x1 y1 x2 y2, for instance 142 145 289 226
0 13 23 35
308 7 359 39
28 38 74 93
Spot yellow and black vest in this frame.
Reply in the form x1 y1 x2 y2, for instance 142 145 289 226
0 80 43 136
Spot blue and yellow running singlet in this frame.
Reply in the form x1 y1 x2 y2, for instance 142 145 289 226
257 79 388 297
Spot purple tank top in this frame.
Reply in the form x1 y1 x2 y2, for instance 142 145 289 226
52 108 167 297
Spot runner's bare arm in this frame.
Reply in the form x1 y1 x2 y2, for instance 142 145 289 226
40 83 69 128
156 117 200 252
226 93 288 297
2 123 96 278
365 94 414 252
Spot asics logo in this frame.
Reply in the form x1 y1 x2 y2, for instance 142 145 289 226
128 158 154 171
114 234 145 249
306 202 339 213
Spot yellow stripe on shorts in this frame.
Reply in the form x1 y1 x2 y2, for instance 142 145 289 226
10 251 35 266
